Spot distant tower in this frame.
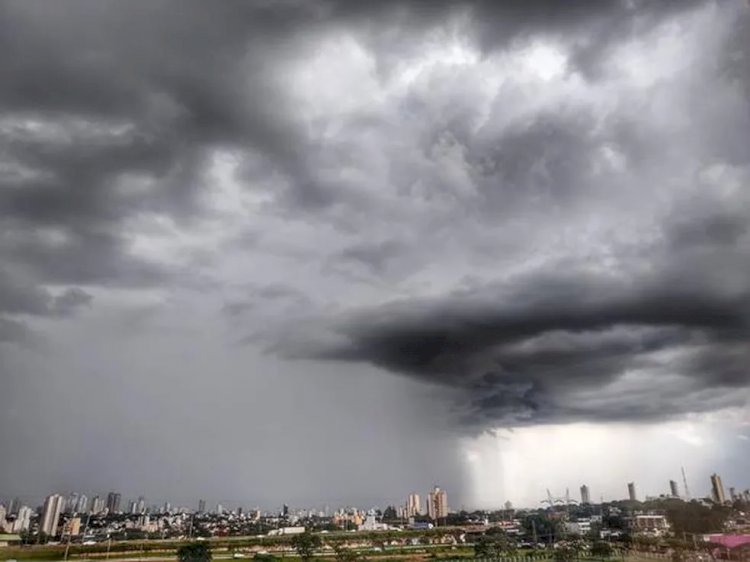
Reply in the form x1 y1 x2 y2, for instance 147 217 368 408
670 480 680 498
427 486 448 521
580 485 591 505
681 466 692 500
198 499 206 513
729 487 737 502
710 474 726 504
40 494 65 537
627 482 637 502
106 492 121 514
406 493 421 517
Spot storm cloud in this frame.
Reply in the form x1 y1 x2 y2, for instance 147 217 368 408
1 0 749 506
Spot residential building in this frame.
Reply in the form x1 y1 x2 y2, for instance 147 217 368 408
580 485 590 505
76 494 88 514
628 482 637 502
629 514 669 536
13 506 32 532
711 474 726 504
670 480 680 498
40 494 65 537
106 492 121 514
406 493 421 517
0 504 6 531
8 498 20 516
565 518 592 536
198 499 206 513
63 517 81 536
90 496 104 514
427 486 448 521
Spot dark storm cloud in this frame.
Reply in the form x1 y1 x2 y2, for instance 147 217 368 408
278 196 750 429
1 0 748 507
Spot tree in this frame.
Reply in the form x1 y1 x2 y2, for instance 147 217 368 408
554 545 579 562
334 545 362 562
474 531 514 558
591 542 613 558
177 542 212 562
290 531 322 561
382 505 398 521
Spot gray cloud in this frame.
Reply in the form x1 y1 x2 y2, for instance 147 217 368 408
1 0 749 507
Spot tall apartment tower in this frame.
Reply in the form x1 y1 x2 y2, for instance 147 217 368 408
670 480 680 498
90 496 104 514
406 493 421 517
711 474 726 504
198 499 206 513
40 494 65 537
627 482 637 502
106 492 121 514
427 486 448 521
580 485 591 505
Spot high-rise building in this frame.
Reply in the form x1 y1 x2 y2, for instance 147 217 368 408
729 487 737 502
711 474 726 504
0 504 6 531
65 493 79 514
670 480 680 498
627 482 637 502
40 494 65 537
216 504 224 515
128 500 138 514
76 494 88 514
282 504 289 517
137 496 145 514
406 493 421 517
198 499 206 514
8 498 21 516
13 506 32 532
90 496 105 514
580 485 590 505
106 492 121 514
427 486 448 521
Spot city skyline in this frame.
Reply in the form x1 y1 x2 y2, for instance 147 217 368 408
1 0 749 509
4 468 747 514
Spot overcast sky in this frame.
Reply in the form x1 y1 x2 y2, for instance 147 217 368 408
1 0 749 511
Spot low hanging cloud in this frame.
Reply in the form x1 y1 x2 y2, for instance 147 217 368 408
274 194 750 430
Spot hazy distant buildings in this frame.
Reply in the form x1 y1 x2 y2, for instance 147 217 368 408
90 496 104 514
76 494 88 513
106 492 121 514
406 493 421 517
427 486 448 521
711 474 726 504
198 499 205 513
628 482 637 502
40 494 65 537
13 506 32 532
580 485 590 505
8 497 20 516
670 480 680 498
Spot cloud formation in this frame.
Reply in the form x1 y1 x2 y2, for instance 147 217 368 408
1 0 749 504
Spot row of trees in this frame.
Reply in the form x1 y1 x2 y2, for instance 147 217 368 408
177 532 364 562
